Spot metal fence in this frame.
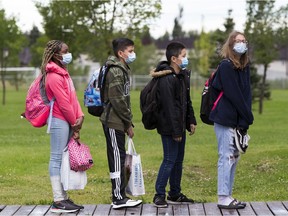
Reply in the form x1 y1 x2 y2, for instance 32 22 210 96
1 67 288 91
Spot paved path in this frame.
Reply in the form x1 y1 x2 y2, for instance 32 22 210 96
1 201 288 215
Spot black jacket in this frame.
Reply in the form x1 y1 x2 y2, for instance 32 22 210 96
151 61 197 138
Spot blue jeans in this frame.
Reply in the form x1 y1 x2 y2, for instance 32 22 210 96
155 133 186 197
214 123 240 196
49 117 72 176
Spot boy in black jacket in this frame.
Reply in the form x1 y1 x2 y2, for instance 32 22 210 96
151 41 197 208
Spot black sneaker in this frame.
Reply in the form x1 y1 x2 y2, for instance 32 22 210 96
50 200 80 213
167 193 194 204
153 195 168 208
66 198 84 209
112 197 142 209
234 128 250 154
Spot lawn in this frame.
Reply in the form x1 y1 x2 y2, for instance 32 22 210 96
0 86 288 205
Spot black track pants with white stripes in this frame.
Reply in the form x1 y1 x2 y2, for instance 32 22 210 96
102 124 126 201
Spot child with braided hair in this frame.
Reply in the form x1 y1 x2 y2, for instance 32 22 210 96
41 40 85 213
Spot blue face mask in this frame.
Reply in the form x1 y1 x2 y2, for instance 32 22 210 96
61 53 73 65
125 52 136 64
179 57 189 69
233 42 248 54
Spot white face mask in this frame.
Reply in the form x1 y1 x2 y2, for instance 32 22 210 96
61 53 73 65
233 42 248 54
125 52 136 64
179 57 189 69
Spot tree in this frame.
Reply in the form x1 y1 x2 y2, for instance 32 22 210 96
244 1 281 114
172 5 184 39
36 0 161 65
209 9 235 69
193 30 213 77
30 34 49 67
193 9 235 78
0 9 25 104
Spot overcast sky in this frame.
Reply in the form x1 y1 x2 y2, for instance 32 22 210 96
0 0 286 38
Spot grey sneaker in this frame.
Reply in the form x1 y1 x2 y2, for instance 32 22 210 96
112 197 142 209
167 193 194 204
153 195 168 208
50 200 80 213
66 198 84 209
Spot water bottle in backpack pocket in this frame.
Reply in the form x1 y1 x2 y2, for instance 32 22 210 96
84 68 103 117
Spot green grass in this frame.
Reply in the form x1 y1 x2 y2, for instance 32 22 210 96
0 87 288 205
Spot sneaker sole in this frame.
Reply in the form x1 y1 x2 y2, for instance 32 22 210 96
153 203 168 208
112 200 142 209
167 200 194 204
50 208 79 213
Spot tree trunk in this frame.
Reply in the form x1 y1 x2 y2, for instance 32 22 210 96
1 70 6 105
14 74 19 91
259 64 268 114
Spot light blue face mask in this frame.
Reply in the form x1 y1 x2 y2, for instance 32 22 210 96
125 52 136 64
61 53 73 65
179 57 189 69
233 42 248 54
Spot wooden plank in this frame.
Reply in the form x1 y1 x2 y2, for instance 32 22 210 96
77 204 97 215
109 207 126 216
267 201 288 215
172 204 189 216
203 203 222 216
0 205 21 216
237 203 256 215
221 208 239 216
44 206 57 216
13 205 35 215
93 204 111 216
29 205 50 215
141 204 157 216
125 204 142 215
281 201 288 211
250 202 273 216
59 211 78 216
157 204 173 215
189 203 205 215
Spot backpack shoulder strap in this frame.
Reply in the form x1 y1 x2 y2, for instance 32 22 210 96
98 63 128 103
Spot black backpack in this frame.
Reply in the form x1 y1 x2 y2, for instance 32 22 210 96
140 70 172 130
200 65 224 125
84 64 125 117
140 78 160 130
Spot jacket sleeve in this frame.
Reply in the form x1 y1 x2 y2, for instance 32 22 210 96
76 99 84 119
216 62 253 128
107 67 132 129
185 70 197 129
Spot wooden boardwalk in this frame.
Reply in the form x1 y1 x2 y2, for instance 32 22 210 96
1 201 288 215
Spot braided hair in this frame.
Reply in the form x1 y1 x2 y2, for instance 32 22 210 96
40 40 63 75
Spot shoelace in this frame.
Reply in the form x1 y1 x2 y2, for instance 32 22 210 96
243 134 250 147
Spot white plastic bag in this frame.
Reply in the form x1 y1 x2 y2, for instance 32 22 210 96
61 146 87 191
125 138 145 196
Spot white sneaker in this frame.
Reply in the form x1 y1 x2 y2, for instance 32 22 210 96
112 198 142 209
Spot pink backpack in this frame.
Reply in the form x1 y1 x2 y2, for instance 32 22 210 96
22 75 54 132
